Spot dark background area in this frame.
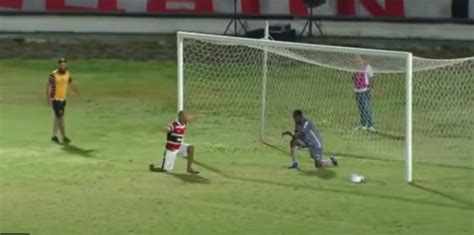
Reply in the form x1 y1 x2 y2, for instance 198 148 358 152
0 33 472 60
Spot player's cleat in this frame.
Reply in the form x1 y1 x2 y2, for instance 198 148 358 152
51 136 60 144
63 137 71 144
314 160 323 168
355 125 364 130
187 168 200 174
288 162 299 169
149 164 156 172
367 126 376 132
149 164 167 173
330 155 338 166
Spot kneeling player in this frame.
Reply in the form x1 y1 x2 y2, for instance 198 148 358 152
149 111 199 174
282 110 338 169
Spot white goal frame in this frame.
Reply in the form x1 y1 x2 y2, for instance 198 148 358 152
177 31 414 183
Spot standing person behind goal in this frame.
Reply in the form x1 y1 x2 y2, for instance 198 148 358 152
353 56 376 132
149 111 199 174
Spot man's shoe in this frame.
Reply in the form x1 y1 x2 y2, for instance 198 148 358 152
330 155 338 167
149 164 156 172
187 168 200 174
63 137 71 144
51 136 60 144
288 162 299 169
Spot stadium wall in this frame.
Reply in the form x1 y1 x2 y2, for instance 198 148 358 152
0 15 473 41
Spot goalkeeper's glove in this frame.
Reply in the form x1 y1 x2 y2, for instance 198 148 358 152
281 131 294 138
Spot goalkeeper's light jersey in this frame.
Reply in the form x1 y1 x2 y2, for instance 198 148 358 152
166 120 186 151
294 118 323 149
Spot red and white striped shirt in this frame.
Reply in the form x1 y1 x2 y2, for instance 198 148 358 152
166 120 186 151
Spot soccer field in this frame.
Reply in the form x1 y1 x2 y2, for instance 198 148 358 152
0 59 472 235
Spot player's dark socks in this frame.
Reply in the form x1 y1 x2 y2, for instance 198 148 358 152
51 136 60 144
63 137 71 144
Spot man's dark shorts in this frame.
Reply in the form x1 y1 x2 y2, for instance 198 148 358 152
52 100 66 118
293 137 323 161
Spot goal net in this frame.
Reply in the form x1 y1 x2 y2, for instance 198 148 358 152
178 32 473 182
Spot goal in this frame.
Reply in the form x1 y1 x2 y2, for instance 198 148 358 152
177 31 473 183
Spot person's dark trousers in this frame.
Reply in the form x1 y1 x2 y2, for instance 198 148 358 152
355 90 374 128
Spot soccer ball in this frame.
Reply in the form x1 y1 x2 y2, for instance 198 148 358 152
350 173 365 183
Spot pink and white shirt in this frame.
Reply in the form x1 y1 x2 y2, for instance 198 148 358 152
354 63 374 93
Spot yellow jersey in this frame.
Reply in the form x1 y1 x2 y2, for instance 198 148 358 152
49 69 72 101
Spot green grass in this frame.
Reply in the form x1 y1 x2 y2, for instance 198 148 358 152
0 59 472 235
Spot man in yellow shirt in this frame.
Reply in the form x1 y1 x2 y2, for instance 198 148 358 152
46 58 79 144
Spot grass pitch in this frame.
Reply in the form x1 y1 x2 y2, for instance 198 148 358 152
0 59 472 235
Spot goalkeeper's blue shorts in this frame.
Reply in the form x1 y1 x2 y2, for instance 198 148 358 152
308 147 323 161
297 139 323 161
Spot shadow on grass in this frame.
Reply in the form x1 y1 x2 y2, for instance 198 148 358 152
167 172 210 184
194 160 472 211
263 141 473 171
262 141 287 155
372 131 404 141
62 144 96 157
410 183 474 209
327 151 474 170
299 168 337 179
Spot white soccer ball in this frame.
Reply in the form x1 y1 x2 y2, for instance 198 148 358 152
350 173 365 183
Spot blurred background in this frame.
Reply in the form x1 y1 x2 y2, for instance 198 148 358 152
0 0 473 59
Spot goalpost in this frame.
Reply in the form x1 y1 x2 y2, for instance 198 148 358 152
177 31 472 183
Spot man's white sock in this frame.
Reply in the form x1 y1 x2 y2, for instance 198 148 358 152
322 159 334 167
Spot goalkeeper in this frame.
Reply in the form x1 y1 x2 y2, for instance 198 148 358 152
282 110 338 169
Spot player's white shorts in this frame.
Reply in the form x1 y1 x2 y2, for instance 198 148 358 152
177 143 190 157
162 143 190 171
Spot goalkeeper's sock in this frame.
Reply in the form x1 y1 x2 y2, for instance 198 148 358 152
290 147 298 164
321 158 338 167
321 160 333 167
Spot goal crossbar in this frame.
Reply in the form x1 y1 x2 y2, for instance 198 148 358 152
177 32 411 58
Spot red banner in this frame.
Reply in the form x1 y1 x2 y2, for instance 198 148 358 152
0 0 471 19
338 0 404 17
46 0 123 12
147 0 213 13
241 0 259 14
0 0 22 10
